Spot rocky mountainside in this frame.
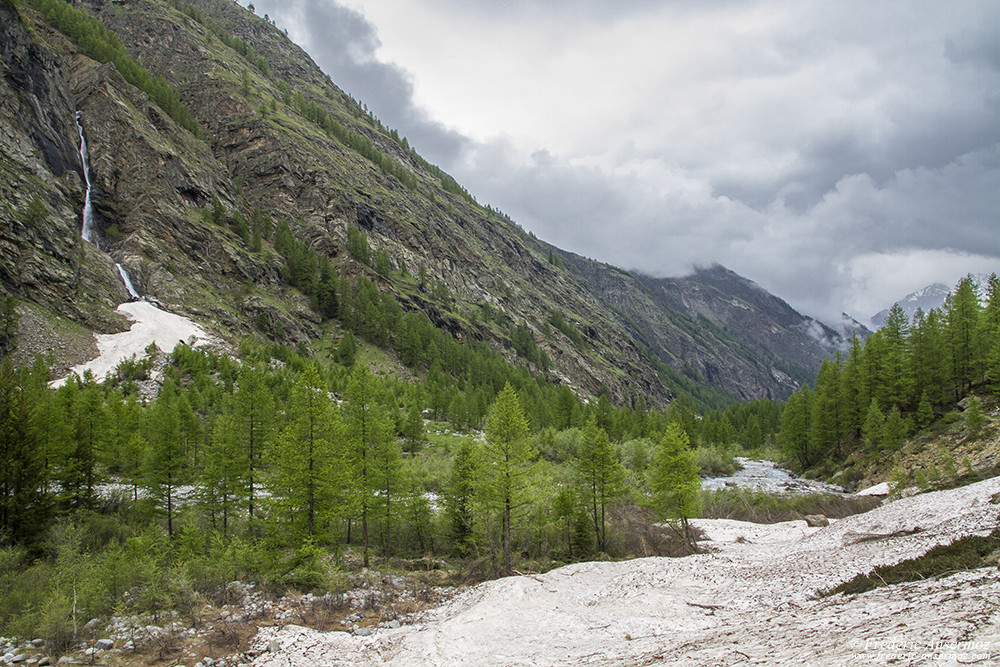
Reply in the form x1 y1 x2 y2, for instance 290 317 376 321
1 0 846 405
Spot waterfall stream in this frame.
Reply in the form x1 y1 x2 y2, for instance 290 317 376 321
53 112 216 388
75 111 97 245
76 111 139 300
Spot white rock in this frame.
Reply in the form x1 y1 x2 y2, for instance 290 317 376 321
856 481 890 496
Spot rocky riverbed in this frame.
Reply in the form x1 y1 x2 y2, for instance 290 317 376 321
701 457 848 495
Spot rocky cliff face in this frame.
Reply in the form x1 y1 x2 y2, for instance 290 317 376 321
0 0 842 405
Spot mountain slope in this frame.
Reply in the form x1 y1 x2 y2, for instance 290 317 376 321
1 0 843 405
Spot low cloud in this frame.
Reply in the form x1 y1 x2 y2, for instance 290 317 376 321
251 0 1000 323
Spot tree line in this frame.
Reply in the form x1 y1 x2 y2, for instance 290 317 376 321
778 274 1000 473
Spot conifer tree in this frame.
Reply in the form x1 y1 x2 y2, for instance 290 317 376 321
202 399 247 536
233 360 273 534
861 398 884 452
144 380 186 538
880 303 912 409
344 366 394 566
915 390 934 430
649 422 700 547
574 417 624 553
778 386 814 470
269 364 344 542
482 382 535 574
945 277 982 399
981 274 1000 391
445 439 478 556
809 358 841 460
0 358 48 545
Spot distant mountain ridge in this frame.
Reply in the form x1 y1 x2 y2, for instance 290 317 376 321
870 274 994 328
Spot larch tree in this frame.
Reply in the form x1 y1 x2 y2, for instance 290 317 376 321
445 438 478 556
233 360 274 535
144 380 186 538
574 416 624 553
344 365 395 567
269 364 344 542
482 382 535 575
778 386 814 470
0 358 48 545
202 397 248 536
649 422 701 548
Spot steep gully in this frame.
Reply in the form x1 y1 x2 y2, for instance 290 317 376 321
75 110 139 300
55 113 213 386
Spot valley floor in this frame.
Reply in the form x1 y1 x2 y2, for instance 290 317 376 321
243 478 1000 666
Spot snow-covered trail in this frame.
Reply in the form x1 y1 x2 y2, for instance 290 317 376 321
247 477 1000 666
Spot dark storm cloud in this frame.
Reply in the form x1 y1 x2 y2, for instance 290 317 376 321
245 0 1000 322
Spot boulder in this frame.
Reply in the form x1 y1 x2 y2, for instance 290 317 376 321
803 514 829 527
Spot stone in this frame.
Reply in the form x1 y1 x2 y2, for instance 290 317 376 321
267 641 280 653
803 514 829 527
95 639 114 651
82 618 101 632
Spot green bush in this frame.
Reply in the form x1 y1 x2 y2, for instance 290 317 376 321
695 444 739 477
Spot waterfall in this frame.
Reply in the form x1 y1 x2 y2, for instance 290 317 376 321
75 111 97 245
76 110 142 300
117 263 141 301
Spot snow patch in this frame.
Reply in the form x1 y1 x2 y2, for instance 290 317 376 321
246 476 1000 666
51 301 217 387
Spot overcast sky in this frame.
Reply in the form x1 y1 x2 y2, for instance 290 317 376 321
249 0 1000 324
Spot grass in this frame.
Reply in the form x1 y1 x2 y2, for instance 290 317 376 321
822 528 1000 597
699 488 882 524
